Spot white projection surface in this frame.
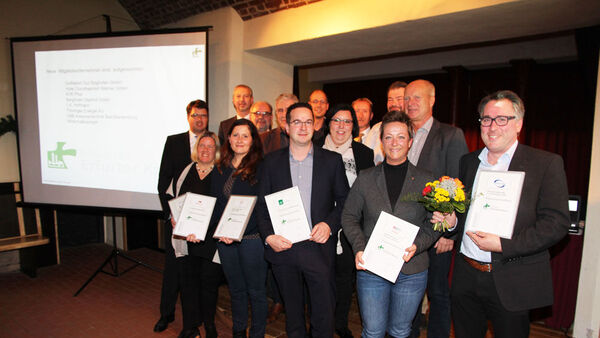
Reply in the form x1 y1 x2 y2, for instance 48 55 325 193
12 30 207 211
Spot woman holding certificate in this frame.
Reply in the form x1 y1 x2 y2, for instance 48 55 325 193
169 131 223 338
212 119 267 338
318 103 374 338
341 111 455 338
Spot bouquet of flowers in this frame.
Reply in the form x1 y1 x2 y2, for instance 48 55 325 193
420 176 469 232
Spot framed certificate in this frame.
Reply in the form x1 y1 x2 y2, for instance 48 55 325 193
360 211 419 283
168 193 187 223
464 170 525 239
172 192 217 240
264 186 311 243
213 195 257 241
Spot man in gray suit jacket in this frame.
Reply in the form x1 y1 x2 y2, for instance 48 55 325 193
405 79 468 338
452 90 569 338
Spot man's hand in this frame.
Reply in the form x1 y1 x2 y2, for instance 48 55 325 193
170 217 176 229
355 251 366 270
434 237 454 254
310 222 331 244
266 234 292 252
466 231 502 252
403 244 417 262
218 237 234 245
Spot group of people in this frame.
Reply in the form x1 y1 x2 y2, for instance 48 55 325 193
155 79 570 338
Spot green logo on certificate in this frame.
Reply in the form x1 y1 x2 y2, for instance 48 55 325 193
484 203 490 208
278 199 284 205
281 219 286 224
378 244 384 250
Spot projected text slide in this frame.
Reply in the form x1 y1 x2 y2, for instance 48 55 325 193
35 45 205 194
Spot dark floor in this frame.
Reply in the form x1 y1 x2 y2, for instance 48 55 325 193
0 244 569 337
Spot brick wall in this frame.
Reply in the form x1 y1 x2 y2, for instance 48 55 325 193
119 0 323 29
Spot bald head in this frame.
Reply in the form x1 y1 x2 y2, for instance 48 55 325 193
404 79 435 129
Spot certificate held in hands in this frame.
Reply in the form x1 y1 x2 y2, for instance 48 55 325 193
169 192 216 240
264 186 311 243
465 170 525 239
213 195 257 241
360 211 419 283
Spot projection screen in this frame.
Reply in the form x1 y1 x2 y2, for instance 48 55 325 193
12 28 209 211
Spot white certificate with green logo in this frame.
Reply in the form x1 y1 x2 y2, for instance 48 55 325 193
360 211 419 283
264 186 311 243
464 170 525 239
213 195 257 241
172 192 216 240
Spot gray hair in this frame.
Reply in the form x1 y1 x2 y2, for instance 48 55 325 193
275 93 298 105
478 90 525 119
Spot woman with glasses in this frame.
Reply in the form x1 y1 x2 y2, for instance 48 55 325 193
317 103 375 338
168 131 223 338
212 119 267 338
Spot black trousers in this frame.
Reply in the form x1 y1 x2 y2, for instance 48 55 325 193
334 232 356 332
159 225 179 318
271 244 336 338
451 254 530 338
179 255 223 330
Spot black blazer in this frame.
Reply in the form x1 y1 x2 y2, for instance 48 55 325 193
157 132 191 219
218 116 236 146
352 141 375 174
457 144 569 311
257 146 350 264
416 118 468 179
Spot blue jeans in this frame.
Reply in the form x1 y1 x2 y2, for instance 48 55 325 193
357 269 428 338
218 238 268 337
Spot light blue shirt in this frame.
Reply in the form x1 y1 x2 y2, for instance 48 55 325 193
290 146 313 227
460 140 519 263
408 116 433 165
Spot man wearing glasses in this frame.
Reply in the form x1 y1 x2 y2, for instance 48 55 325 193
155 99 210 332
452 90 569 338
258 102 349 338
403 79 468 338
249 101 273 133
308 89 329 144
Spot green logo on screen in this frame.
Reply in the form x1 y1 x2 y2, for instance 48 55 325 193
47 142 76 169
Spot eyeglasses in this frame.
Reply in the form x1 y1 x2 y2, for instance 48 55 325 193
252 111 272 116
198 144 216 149
289 119 314 127
479 115 517 127
331 118 353 125
190 113 208 119
310 100 327 105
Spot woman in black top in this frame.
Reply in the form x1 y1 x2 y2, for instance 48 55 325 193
170 131 222 338
212 119 267 338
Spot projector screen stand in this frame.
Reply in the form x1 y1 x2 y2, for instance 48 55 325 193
74 214 161 296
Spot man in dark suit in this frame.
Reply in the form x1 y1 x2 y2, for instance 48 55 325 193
218 84 253 145
404 79 468 338
260 93 298 154
258 102 349 338
452 90 569 338
155 99 209 332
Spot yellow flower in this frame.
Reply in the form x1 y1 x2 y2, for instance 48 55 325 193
434 188 450 202
454 189 465 202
